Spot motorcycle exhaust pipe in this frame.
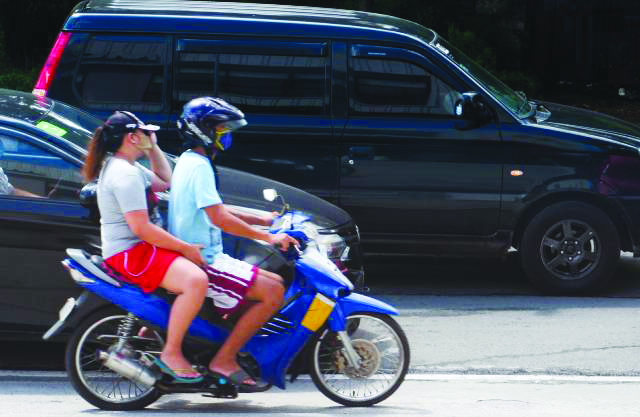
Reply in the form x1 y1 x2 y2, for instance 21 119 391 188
98 350 158 388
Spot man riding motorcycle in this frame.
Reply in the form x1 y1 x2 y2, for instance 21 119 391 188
168 97 298 391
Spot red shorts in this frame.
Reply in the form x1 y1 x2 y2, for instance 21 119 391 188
105 242 180 293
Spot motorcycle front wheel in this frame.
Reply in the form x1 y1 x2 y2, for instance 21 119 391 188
65 309 163 411
310 312 409 406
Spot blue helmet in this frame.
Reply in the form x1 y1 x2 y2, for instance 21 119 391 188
177 97 247 152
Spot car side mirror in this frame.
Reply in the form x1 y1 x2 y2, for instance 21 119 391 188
454 92 492 129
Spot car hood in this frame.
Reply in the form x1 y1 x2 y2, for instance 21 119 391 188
538 101 640 148
212 166 350 230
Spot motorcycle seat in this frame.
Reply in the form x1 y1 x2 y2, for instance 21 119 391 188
66 248 122 287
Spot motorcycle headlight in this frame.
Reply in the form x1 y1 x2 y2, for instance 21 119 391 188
317 233 348 261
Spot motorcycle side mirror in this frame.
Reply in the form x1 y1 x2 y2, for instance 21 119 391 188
263 188 278 202
262 188 289 215
454 92 492 130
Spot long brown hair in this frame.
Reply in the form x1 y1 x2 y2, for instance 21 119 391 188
82 125 124 181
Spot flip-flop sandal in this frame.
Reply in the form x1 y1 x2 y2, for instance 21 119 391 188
209 369 270 393
152 357 203 383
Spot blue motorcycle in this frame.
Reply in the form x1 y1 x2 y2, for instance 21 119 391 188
44 189 409 410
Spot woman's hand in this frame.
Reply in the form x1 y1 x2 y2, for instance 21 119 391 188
181 243 206 267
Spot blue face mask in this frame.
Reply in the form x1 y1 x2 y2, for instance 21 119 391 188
215 132 233 151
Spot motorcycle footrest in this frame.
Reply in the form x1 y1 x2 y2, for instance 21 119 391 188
202 385 238 399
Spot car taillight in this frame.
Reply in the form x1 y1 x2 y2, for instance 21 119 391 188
33 32 71 97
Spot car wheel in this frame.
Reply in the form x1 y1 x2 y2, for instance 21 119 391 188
520 201 620 294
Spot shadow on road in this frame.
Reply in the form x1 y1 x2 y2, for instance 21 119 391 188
365 252 640 298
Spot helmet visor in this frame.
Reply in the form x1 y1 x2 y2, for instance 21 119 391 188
218 118 247 131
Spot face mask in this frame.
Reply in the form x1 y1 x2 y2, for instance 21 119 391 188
133 131 153 151
215 131 233 151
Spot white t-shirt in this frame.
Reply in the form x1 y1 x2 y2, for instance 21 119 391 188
97 157 155 259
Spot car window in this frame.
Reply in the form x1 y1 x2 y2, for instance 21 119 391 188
0 90 100 150
0 135 83 201
218 53 327 115
349 56 461 116
175 51 217 107
74 35 169 112
174 41 328 114
432 36 528 117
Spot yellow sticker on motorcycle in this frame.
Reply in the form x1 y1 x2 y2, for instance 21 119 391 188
301 294 335 332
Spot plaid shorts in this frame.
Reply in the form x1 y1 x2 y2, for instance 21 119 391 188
205 253 258 315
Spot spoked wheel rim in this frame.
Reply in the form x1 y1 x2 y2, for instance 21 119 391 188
540 219 601 281
313 314 406 403
74 315 161 404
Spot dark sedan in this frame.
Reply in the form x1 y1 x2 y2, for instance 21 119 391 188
0 89 363 340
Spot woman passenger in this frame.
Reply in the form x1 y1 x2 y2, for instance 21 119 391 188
82 111 208 382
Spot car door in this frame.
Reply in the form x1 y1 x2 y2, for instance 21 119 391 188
338 44 503 245
0 130 97 335
170 38 338 202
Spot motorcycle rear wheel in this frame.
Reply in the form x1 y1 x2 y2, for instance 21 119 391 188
65 309 163 411
310 312 409 406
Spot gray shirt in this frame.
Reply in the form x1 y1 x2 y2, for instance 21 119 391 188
97 157 154 259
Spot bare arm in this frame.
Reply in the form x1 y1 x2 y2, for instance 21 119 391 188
124 210 205 266
145 133 172 192
205 204 297 250
12 187 44 198
227 206 276 227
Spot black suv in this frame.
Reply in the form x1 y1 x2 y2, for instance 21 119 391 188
37 0 640 294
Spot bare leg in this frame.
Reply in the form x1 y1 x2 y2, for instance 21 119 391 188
208 269 284 383
158 256 208 375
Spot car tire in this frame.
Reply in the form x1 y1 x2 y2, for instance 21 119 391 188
520 201 620 294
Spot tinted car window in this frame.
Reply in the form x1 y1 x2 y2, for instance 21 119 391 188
0 89 101 150
218 53 326 114
36 102 100 150
350 57 460 116
0 135 83 200
175 51 216 105
74 35 169 112
175 42 328 114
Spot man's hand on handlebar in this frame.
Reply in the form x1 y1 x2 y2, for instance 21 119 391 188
268 233 300 251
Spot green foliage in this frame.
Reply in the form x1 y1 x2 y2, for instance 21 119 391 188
0 68 38 92
0 22 5 71
497 70 542 98
446 24 497 72
445 24 540 97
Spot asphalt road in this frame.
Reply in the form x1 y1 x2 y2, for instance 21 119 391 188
2 374 640 417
